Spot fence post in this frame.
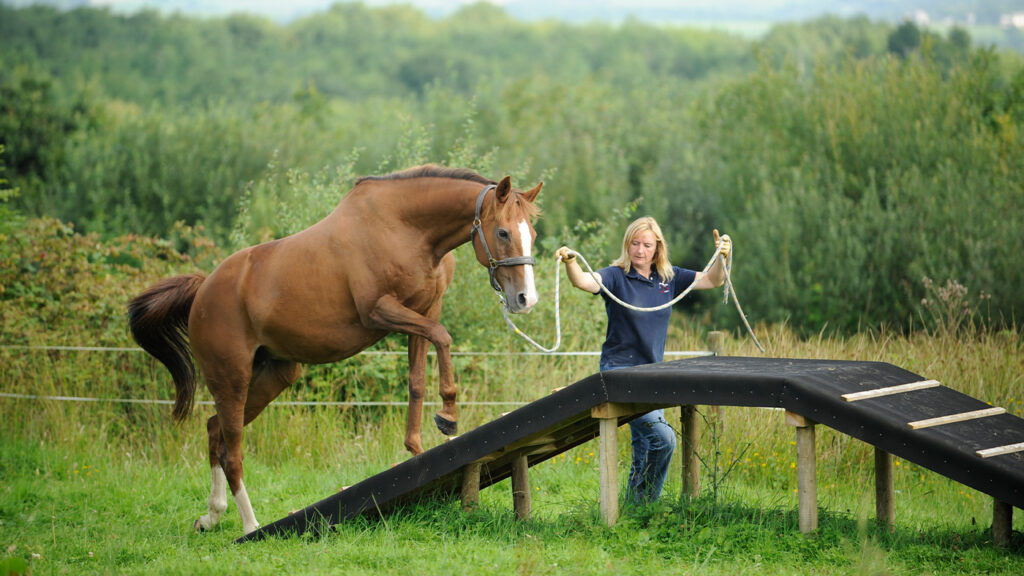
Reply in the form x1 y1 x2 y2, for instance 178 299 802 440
707 330 724 356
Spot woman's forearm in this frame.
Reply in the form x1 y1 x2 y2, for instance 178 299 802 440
566 261 602 293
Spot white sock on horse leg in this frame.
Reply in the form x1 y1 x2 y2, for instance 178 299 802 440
234 481 260 534
195 465 228 531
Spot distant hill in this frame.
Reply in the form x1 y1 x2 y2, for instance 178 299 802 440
4 0 1024 26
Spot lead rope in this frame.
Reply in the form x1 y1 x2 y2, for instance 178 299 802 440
501 242 766 354
719 250 766 353
499 255 562 353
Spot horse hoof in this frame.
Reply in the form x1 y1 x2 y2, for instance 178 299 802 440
434 413 457 435
193 518 207 533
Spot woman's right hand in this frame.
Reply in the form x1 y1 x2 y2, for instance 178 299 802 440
558 246 602 294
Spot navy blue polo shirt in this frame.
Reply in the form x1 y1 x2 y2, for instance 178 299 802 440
596 265 697 369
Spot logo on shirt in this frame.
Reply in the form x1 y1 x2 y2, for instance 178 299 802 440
659 281 670 294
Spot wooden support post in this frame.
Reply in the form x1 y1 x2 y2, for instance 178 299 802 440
786 411 818 533
511 455 531 521
874 448 895 529
993 499 1013 547
796 425 818 533
460 461 482 511
598 417 619 526
680 405 700 498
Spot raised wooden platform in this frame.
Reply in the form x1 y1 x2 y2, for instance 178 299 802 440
238 356 1024 543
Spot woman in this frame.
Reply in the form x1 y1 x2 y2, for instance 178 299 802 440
556 216 731 503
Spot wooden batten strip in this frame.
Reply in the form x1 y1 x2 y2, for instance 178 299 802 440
842 380 941 402
976 442 1024 459
907 407 1006 430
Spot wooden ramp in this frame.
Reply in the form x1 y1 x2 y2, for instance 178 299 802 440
238 356 1024 543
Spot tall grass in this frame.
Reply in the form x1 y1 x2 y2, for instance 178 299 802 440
3 318 1020 489
3 320 1023 574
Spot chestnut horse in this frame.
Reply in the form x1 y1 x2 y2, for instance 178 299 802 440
128 165 542 535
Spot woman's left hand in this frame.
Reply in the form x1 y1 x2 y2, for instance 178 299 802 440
714 229 732 259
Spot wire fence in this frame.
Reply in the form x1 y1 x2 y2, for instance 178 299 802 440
0 391 523 407
0 344 712 357
0 344 714 407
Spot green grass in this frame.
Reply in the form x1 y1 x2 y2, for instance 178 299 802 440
2 326 1023 574
3 399 1024 574
2 422 1023 576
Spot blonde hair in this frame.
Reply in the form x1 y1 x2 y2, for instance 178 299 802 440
611 216 675 281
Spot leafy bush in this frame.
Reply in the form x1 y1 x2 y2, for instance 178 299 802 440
0 217 214 347
684 51 1024 332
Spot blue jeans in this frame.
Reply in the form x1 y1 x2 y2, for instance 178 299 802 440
601 364 676 503
626 409 676 503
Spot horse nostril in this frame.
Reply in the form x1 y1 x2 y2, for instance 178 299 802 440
517 293 528 308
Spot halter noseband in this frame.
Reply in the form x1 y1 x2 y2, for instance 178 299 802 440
470 184 536 297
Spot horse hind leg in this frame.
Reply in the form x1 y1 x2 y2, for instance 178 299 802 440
218 353 300 535
194 415 229 532
193 407 253 535
430 330 457 437
367 295 457 445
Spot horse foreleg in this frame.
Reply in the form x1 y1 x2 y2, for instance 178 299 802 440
432 337 457 436
368 295 457 446
405 335 429 454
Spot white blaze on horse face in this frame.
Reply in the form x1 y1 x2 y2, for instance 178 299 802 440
518 219 538 310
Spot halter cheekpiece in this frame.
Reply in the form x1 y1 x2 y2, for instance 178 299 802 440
470 184 536 300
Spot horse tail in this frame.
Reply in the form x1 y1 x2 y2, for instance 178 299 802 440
128 273 206 421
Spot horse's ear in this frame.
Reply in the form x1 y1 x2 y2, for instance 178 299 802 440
495 176 512 204
523 181 543 203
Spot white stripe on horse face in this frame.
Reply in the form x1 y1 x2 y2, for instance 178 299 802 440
518 220 538 308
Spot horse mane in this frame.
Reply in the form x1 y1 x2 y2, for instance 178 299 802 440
355 164 540 221
355 164 493 187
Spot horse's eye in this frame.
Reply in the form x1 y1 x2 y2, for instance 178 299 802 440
497 228 510 241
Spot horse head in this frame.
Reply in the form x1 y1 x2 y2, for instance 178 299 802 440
471 176 543 314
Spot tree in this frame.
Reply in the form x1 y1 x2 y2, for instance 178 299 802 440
888 21 921 58
0 76 77 186
0 145 22 236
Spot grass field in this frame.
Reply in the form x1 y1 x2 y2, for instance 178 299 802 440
2 326 1023 574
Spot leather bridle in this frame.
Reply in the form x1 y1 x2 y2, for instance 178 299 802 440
469 184 536 300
